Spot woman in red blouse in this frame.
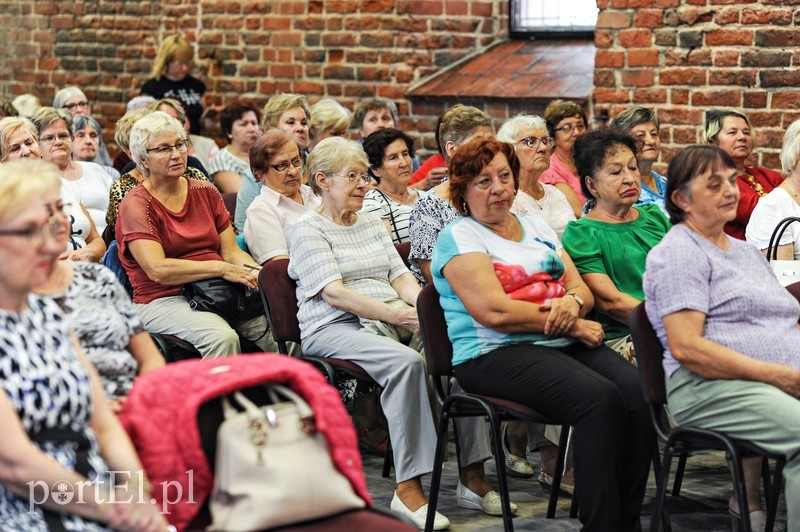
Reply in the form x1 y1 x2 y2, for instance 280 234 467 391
703 109 783 240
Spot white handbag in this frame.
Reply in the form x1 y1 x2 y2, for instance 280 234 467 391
208 384 365 531
766 216 800 287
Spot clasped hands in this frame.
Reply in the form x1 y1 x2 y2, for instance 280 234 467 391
541 296 604 348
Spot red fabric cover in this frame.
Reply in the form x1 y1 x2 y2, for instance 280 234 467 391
725 166 783 240
119 354 371 531
116 178 231 303
410 153 446 185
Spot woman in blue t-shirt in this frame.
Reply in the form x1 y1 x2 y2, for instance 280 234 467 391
432 137 654 531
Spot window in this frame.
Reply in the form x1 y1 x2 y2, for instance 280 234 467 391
509 0 599 39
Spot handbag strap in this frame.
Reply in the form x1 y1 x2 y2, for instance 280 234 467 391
222 385 314 421
767 217 800 260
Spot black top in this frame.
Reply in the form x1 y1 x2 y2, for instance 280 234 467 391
141 74 206 134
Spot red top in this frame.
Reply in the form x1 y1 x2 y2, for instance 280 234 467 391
724 166 783 240
116 178 231 303
410 153 446 185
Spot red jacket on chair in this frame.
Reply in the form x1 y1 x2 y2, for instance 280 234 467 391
119 354 371 531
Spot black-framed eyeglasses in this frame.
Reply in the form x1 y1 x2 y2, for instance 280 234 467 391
63 101 89 110
271 157 303 173
517 136 554 149
39 132 71 144
331 172 373 184
0 216 64 245
554 123 587 135
146 140 188 157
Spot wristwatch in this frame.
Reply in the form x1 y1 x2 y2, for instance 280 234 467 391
566 292 584 310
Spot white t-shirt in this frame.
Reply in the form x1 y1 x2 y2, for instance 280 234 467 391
70 161 112 234
60 179 93 252
746 186 800 259
511 184 576 239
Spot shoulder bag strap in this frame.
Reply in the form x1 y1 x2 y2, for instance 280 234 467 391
767 217 800 260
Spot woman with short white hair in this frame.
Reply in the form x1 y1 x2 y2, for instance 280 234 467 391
53 86 114 167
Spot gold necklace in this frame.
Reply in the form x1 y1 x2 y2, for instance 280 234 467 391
744 172 766 197
786 180 800 201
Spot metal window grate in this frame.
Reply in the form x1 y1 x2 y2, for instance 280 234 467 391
510 0 598 37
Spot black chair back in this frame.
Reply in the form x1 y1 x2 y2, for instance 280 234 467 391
222 191 237 219
630 302 667 407
394 241 412 269
257 259 301 354
417 283 452 380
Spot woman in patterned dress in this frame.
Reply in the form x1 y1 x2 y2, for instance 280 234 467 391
0 159 167 530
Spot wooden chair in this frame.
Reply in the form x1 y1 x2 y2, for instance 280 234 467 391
257 258 393 477
629 302 786 532
416 283 575 531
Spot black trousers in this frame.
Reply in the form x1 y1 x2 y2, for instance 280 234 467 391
454 342 654 532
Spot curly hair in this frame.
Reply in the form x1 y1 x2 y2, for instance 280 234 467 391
449 137 520 216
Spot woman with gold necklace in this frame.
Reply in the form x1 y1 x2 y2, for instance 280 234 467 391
361 128 423 244
703 109 782 240
747 117 800 259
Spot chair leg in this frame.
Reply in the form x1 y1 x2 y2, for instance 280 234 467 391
649 446 675 532
488 412 514 531
728 449 751 532
765 458 785 532
670 453 687 497
546 424 569 518
382 442 393 478
569 491 578 519
424 407 451 532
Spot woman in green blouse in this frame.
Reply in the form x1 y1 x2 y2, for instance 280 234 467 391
562 129 669 362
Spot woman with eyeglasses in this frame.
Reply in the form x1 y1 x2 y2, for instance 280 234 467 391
289 137 451 529
244 129 320 265
207 100 262 194
29 107 106 261
53 85 115 168
140 35 206 135
498 114 576 239
0 116 41 162
0 159 168 531
362 128 423 244
117 111 276 357
541 99 590 218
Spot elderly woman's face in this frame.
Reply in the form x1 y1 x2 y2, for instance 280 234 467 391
322 161 370 213
513 126 552 175
62 96 90 118
553 114 587 153
360 108 395 138
715 116 753 162
3 127 41 162
261 141 303 199
680 162 740 225
278 107 309 149
72 124 99 162
630 121 661 163
142 131 187 179
39 120 73 168
587 145 641 208
373 138 412 188
229 111 261 149
464 152 515 225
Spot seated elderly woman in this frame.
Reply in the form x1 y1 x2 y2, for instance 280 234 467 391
540 99 589 218
644 145 800 530
207 100 262 194
561 129 670 363
308 98 351 151
352 97 420 174
244 129 320 265
150 97 219 170
117 111 276 357
71 115 120 180
0 159 167 530
53 85 114 167
611 106 668 215
0 116 41 162
362 128 423 244
28 108 106 260
747 117 800 260
432 137 654 531
703 109 782 240
289 137 519 528
497 113 576 239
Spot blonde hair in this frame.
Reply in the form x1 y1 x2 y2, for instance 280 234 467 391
0 159 61 226
148 98 187 124
261 93 310 130
702 109 751 145
781 118 800 176
114 108 153 152
12 94 41 118
306 137 369 196
151 35 195 79
309 99 352 137
0 117 38 162
30 107 73 136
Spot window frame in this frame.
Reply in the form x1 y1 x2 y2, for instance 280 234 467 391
509 0 596 40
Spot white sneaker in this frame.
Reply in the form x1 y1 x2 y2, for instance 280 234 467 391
456 481 518 517
390 491 450 530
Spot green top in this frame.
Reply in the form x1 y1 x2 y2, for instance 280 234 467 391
562 203 670 339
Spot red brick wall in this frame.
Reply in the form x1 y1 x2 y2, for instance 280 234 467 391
593 0 800 172
0 0 506 155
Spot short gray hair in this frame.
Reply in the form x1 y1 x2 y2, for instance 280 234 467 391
115 108 152 152
306 137 369 196
53 86 87 109
0 117 38 162
129 111 187 171
73 115 102 134
310 99 352 136
781 118 800 176
439 105 495 161
30 107 73 136
496 114 547 143
611 106 660 133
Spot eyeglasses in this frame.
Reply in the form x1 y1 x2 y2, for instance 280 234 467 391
517 136 554 149
146 140 188 157
330 172 373 184
39 132 72 144
271 157 303 173
0 216 64 245
63 101 89 111
554 123 587 135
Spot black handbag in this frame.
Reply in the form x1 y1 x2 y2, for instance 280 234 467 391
182 277 264 322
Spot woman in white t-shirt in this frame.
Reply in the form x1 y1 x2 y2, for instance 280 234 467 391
746 117 800 259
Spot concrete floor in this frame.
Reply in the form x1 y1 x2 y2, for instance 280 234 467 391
363 441 788 531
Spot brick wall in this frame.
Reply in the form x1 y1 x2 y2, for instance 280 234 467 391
593 0 800 172
0 0 506 155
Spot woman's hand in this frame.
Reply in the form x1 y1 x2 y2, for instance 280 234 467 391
394 306 421 335
541 295 580 337
103 489 169 531
569 318 604 348
61 246 98 262
769 365 800 398
220 262 258 291
419 166 448 190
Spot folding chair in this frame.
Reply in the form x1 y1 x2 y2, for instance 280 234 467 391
257 258 393 477
629 302 786 532
416 283 576 532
